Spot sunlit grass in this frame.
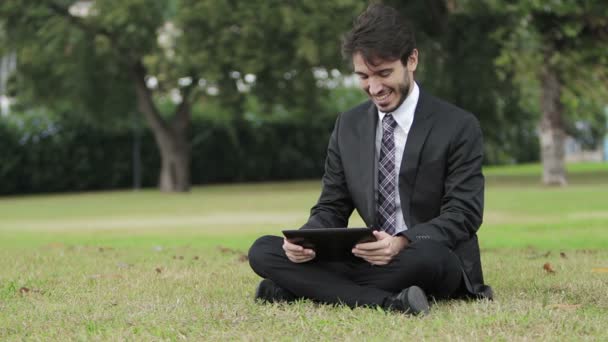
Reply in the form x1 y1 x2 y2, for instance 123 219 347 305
0 162 607 340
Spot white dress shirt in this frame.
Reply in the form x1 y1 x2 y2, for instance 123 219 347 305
375 82 419 234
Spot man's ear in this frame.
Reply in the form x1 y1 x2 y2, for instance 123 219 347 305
408 49 419 72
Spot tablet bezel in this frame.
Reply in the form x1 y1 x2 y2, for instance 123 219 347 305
282 227 377 261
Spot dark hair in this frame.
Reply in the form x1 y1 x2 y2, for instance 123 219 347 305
341 3 416 66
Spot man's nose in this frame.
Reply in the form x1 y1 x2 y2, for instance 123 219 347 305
368 78 383 95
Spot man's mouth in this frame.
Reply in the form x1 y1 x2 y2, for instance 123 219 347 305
373 90 392 104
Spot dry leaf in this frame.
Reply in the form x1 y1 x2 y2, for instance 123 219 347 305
591 268 608 273
549 304 581 310
543 262 556 274
155 267 162 274
172 255 177 259
178 256 184 260
560 252 567 259
527 251 551 259
193 256 199 260
218 246 239 254
19 287 44 295
238 254 249 262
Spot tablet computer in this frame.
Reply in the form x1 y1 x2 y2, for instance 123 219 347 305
282 227 377 261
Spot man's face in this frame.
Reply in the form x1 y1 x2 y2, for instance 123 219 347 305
353 51 418 113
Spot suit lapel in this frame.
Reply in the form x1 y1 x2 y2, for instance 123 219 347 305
357 102 378 227
399 90 435 226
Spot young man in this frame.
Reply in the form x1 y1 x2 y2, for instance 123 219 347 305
248 4 493 315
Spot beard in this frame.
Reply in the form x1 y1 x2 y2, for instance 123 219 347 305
385 74 411 113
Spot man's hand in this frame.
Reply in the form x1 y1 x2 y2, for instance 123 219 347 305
283 238 316 263
352 230 409 265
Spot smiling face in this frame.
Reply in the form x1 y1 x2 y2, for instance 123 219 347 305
353 50 418 113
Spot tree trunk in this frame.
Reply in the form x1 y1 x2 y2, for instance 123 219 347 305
539 52 567 186
132 62 192 192
157 131 191 192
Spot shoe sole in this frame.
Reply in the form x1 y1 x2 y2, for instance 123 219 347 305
407 286 430 315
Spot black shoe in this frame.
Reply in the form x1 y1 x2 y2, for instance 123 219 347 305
383 285 430 315
254 279 297 303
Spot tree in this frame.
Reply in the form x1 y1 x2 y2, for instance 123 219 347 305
0 0 364 192
387 0 539 165
475 0 608 185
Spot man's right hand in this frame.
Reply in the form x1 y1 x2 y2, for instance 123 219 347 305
283 238 316 263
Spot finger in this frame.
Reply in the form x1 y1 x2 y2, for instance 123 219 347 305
373 230 391 240
283 238 304 252
364 255 392 265
354 240 387 251
355 254 389 265
289 252 315 263
352 247 391 256
353 249 392 259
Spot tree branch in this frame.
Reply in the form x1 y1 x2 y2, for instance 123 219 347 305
132 61 169 138
46 2 114 38
172 76 199 133
45 2 133 61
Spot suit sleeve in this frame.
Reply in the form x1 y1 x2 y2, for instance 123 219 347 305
402 114 484 249
302 114 355 229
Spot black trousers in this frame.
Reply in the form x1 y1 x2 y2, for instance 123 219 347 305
248 235 465 308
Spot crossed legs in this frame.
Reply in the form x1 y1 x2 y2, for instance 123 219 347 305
248 235 464 308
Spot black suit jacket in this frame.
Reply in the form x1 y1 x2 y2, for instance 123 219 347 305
304 89 493 299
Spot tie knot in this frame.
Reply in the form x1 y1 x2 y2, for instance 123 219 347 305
383 114 398 132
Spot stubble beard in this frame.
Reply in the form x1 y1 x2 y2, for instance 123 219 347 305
378 73 411 113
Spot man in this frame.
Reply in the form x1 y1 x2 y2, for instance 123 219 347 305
248 4 493 315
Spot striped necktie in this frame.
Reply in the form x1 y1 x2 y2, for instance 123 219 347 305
377 113 398 235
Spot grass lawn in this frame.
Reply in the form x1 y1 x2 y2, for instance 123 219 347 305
1 162 607 340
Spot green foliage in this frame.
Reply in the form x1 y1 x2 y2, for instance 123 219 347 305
0 105 337 195
386 1 540 164
475 0 608 144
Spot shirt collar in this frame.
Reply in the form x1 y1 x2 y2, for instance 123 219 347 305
378 82 419 132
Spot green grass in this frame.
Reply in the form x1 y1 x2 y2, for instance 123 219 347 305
1 162 607 340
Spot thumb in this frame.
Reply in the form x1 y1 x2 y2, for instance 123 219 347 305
373 230 389 240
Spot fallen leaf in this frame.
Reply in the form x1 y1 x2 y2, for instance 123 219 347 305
238 254 248 262
18 287 44 295
218 246 239 255
172 255 177 259
155 267 162 274
178 256 184 260
591 268 608 273
527 251 552 259
543 262 556 274
549 304 581 310
193 256 199 260
560 252 567 259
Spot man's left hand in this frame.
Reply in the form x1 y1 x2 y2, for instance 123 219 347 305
352 230 409 265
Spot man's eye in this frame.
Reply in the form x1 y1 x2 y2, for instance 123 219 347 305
380 72 391 77
358 75 368 80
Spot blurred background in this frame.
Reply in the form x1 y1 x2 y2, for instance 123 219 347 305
0 0 606 195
